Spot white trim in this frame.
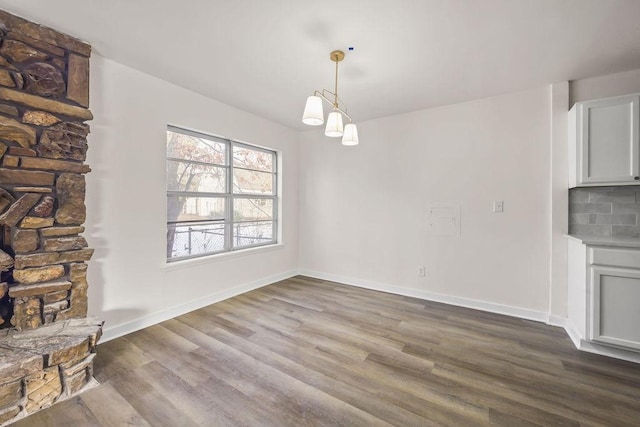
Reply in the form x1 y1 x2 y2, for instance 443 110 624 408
300 270 640 364
298 269 549 323
564 314 640 364
538 314 640 364
566 330 640 364
100 269 297 342
564 319 583 349
547 315 567 328
162 243 285 272
100 268 640 364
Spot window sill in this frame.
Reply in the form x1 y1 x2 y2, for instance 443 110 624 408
161 243 285 272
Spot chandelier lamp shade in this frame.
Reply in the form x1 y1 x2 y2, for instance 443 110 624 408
302 50 359 146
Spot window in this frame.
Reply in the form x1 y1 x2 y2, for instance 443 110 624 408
166 126 277 261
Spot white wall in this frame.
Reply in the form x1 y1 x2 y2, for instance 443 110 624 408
87 55 299 340
85 55 640 341
299 87 553 318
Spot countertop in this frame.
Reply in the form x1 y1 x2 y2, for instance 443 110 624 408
568 234 640 248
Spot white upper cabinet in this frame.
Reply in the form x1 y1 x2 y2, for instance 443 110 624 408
569 94 640 187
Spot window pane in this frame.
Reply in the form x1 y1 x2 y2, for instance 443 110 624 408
167 130 226 165
167 222 225 258
232 221 274 248
167 160 226 193
167 196 225 222
233 168 274 194
233 198 273 221
167 127 278 260
233 146 274 172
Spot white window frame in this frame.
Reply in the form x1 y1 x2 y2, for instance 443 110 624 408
166 125 278 262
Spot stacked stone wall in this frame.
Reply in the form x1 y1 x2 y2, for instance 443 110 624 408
0 10 102 426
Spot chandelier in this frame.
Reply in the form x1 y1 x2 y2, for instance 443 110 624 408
302 50 359 146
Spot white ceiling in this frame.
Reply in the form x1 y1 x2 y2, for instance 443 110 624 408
1 0 640 130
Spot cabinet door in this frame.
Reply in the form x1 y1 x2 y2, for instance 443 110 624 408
579 95 640 185
589 266 640 350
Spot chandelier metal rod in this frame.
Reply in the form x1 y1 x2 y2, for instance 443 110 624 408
334 52 339 107
313 89 352 122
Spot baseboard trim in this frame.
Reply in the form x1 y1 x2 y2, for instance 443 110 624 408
570 335 640 364
100 269 298 342
562 315 640 363
100 268 640 364
546 315 567 328
563 321 583 349
298 269 550 323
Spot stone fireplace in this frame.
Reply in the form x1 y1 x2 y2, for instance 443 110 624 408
0 10 102 426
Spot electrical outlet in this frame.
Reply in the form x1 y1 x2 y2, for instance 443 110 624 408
493 200 504 213
418 266 426 277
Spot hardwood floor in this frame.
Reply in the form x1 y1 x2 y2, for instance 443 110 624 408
12 276 640 426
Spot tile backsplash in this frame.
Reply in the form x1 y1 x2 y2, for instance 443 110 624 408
569 186 640 238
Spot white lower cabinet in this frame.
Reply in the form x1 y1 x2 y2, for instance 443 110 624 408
589 265 640 350
568 240 640 356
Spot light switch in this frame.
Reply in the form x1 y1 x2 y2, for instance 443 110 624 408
493 201 504 213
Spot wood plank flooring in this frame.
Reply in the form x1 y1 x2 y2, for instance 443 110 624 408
12 276 640 426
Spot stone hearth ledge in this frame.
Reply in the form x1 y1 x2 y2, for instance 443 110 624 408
0 317 103 426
